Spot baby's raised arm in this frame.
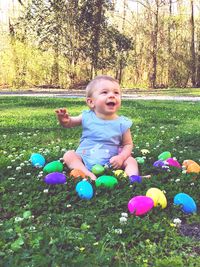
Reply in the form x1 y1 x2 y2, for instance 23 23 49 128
55 108 82 128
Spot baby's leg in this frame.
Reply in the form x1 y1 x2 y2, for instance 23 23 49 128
123 156 139 176
63 150 96 180
123 156 151 182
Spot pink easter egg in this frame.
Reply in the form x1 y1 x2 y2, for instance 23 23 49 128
128 196 154 216
166 158 181 168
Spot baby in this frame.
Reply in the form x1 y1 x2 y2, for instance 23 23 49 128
56 75 148 182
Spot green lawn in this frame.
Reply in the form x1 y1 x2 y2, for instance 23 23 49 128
0 96 200 266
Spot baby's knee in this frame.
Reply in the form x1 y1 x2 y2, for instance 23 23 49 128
125 156 138 166
63 150 76 162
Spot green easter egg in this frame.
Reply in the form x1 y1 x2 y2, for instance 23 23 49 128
136 157 145 164
43 161 63 173
158 151 171 161
95 175 118 189
92 164 105 175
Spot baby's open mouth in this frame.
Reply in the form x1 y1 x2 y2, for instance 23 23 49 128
106 102 115 107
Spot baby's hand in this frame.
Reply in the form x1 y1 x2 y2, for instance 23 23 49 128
55 108 71 125
109 155 124 169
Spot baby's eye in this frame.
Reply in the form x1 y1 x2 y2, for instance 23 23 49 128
101 91 107 94
115 91 120 95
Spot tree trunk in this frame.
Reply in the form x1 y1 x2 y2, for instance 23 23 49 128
190 0 196 86
196 36 200 86
91 0 103 78
51 45 59 85
149 5 159 88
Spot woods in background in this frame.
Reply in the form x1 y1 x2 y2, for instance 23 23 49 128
0 0 200 89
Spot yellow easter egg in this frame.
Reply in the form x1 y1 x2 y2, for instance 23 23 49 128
146 188 167 209
113 170 127 179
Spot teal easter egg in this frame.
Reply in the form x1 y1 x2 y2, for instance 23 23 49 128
43 161 63 173
76 180 93 200
30 153 45 168
95 175 118 189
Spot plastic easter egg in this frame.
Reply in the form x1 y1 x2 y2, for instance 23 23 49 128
43 161 63 173
146 188 167 209
76 180 93 200
153 160 165 168
92 164 105 175
166 158 181 168
187 163 200 174
182 160 196 168
114 170 127 178
70 169 86 179
158 151 171 161
44 172 66 184
136 157 145 164
95 175 118 189
30 153 45 168
174 193 197 214
128 196 154 216
141 149 150 155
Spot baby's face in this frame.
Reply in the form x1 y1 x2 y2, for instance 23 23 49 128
87 80 121 119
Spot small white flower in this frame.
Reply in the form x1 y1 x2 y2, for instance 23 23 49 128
43 189 49 193
8 177 15 180
190 182 194 186
7 166 12 169
119 217 127 224
114 228 122 234
14 217 24 222
173 218 182 226
29 226 36 231
26 173 31 176
67 204 72 208
3 135 7 138
175 178 180 182
121 212 128 218
3 151 7 154
19 192 23 195
20 163 25 167
16 166 21 171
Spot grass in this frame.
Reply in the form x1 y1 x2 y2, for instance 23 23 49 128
0 96 200 267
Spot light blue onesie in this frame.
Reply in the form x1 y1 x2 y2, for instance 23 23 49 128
76 110 132 170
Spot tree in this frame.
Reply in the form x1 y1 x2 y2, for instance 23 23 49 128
190 0 196 86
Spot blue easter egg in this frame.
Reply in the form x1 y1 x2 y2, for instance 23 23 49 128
30 153 45 168
174 193 197 214
44 172 66 184
76 180 93 200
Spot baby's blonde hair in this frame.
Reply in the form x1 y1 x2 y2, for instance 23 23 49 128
86 75 119 97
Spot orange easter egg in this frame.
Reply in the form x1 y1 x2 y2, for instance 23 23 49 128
187 163 200 174
70 169 86 179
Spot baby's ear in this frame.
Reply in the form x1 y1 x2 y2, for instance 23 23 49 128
86 97 94 109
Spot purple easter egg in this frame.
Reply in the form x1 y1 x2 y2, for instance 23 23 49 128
44 172 66 184
153 160 165 168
